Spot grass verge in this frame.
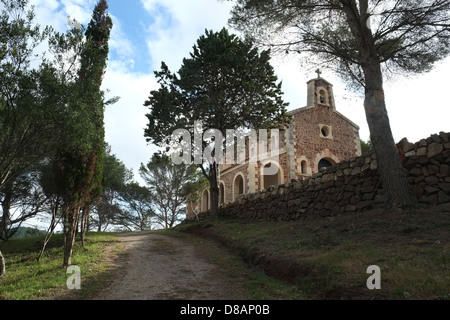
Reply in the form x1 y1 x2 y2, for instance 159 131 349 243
175 207 449 300
0 232 122 300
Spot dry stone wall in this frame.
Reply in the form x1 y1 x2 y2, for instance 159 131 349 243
218 132 450 220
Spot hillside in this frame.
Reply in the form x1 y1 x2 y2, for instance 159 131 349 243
176 206 449 300
11 227 46 239
0 206 447 301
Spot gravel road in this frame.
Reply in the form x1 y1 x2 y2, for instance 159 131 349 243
93 232 247 300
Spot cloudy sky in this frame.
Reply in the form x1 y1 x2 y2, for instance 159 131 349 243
29 0 450 183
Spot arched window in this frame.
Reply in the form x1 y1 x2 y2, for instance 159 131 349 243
233 174 244 200
318 158 333 171
301 160 308 174
319 89 326 104
263 162 281 189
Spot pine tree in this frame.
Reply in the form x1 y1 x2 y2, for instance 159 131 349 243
55 0 112 267
144 28 290 216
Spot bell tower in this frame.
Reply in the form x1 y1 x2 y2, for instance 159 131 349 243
306 69 336 111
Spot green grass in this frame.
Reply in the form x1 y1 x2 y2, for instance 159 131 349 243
0 232 121 300
176 207 450 300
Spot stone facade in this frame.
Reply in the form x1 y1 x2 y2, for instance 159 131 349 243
197 132 450 220
187 76 362 217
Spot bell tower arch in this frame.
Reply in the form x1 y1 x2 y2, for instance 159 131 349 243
306 70 336 110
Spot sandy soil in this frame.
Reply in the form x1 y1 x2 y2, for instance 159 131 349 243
93 232 247 300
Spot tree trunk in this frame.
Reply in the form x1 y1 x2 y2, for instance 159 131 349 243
80 203 91 248
0 250 5 278
0 208 9 242
0 182 12 241
37 199 61 261
165 209 169 229
362 61 415 208
63 204 81 267
209 163 220 216
343 1 416 209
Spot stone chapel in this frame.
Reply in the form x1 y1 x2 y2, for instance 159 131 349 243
188 74 362 217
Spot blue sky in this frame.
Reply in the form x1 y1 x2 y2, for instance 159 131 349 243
107 1 155 72
28 0 450 184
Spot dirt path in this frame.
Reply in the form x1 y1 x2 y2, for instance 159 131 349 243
93 232 247 300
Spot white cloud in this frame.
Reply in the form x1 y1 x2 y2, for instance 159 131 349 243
29 0 95 33
102 60 160 182
140 0 235 71
60 0 95 25
30 0 63 29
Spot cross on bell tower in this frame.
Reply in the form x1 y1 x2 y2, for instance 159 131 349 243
315 68 322 79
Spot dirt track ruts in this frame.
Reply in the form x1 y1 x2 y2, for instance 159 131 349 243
93 232 247 300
